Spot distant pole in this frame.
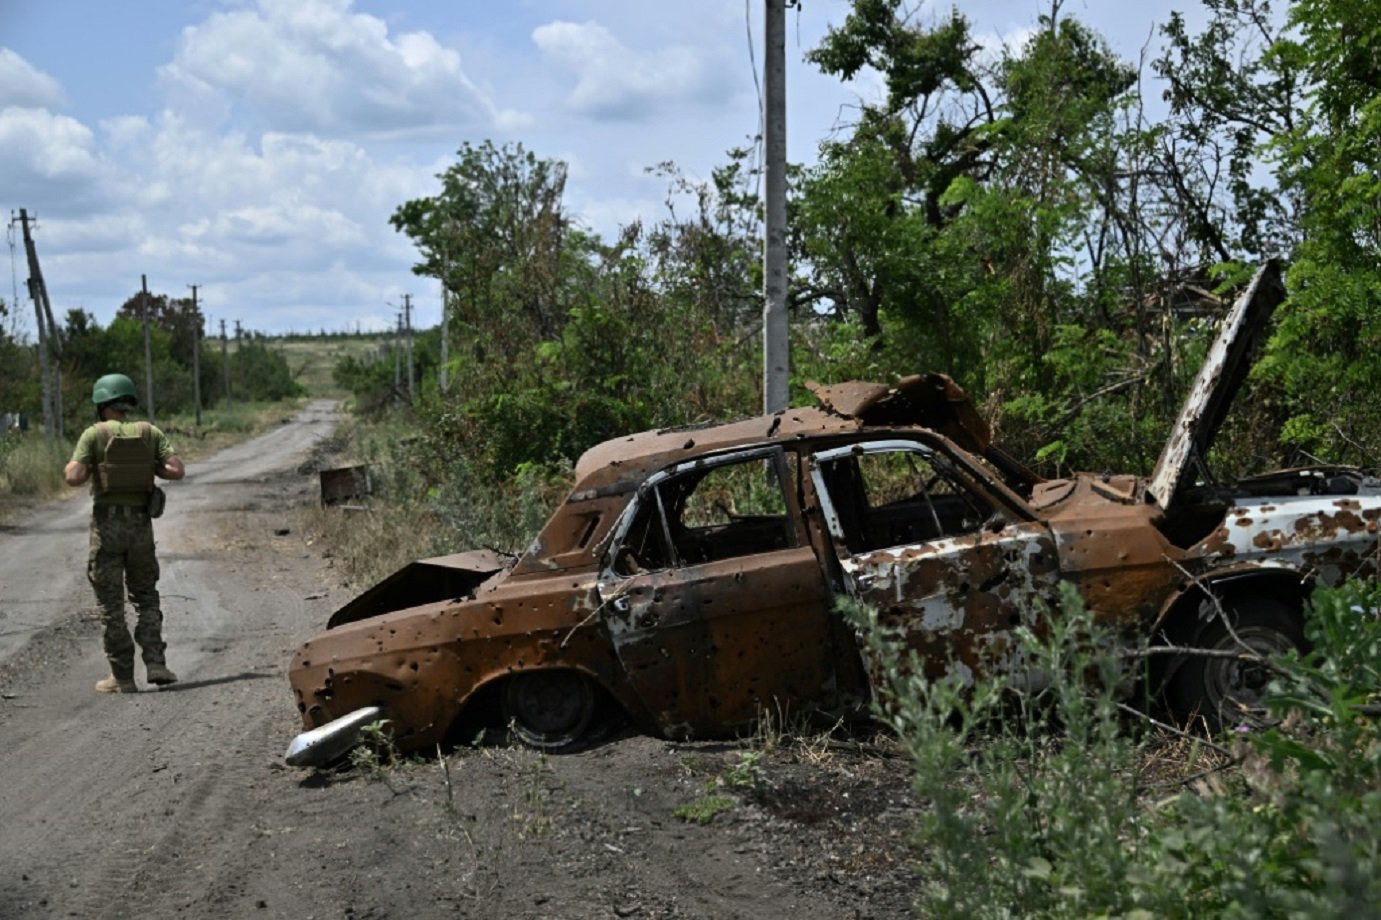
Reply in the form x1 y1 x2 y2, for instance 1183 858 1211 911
220 318 229 401
188 284 202 426
439 253 450 395
141 274 156 425
234 320 243 401
403 293 415 402
393 311 402 397
762 0 790 414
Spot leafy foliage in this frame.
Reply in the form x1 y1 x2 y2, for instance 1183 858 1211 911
849 579 1381 917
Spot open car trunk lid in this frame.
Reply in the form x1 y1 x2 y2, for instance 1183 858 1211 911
1146 260 1286 514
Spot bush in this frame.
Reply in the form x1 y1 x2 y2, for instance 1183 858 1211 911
849 579 1381 918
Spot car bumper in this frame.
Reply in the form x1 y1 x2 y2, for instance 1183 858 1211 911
284 705 384 767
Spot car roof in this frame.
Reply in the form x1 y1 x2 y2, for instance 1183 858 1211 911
570 373 999 495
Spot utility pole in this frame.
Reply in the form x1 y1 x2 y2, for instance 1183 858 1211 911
393 311 402 398
234 320 243 401
402 293 415 402
188 285 202 427
15 209 62 437
762 0 790 414
141 274 156 425
220 319 229 401
439 253 450 395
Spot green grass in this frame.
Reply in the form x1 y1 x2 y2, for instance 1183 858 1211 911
672 794 736 825
272 335 391 400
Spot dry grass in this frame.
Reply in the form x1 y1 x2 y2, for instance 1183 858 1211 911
302 501 439 591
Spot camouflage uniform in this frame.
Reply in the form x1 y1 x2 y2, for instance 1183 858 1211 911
70 421 176 682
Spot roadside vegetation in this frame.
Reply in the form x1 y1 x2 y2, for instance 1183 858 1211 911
851 579 1381 917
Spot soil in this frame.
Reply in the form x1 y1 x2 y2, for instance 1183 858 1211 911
0 401 922 920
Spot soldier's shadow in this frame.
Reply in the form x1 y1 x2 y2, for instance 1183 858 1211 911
153 671 275 692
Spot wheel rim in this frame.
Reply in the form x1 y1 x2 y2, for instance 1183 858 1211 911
504 671 595 748
1202 625 1296 724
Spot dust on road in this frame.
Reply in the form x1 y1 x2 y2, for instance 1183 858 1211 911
0 400 920 920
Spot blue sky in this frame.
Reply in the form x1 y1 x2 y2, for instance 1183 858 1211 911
1 1 1212 337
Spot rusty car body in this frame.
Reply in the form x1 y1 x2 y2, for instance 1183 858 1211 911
286 262 1381 765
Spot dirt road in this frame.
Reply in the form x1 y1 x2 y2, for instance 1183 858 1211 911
0 401 919 919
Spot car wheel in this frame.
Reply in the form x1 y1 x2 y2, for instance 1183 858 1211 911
1167 595 1305 732
502 670 597 752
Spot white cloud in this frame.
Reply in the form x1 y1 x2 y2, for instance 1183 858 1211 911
0 106 114 214
0 49 66 109
531 20 737 122
157 0 525 138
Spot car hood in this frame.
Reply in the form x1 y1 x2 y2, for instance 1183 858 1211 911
1146 260 1286 514
326 549 511 628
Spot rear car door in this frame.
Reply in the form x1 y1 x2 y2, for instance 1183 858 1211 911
808 439 1060 686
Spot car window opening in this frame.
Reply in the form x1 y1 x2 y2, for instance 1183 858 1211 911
822 447 994 554
615 454 795 574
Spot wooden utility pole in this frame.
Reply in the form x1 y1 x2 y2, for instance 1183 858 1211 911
15 209 62 437
393 311 402 397
402 293 415 402
141 274 156 425
234 320 243 400
188 284 202 426
220 319 230 401
762 0 790 413
439 251 450 394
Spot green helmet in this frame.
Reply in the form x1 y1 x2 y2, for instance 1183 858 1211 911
92 373 138 406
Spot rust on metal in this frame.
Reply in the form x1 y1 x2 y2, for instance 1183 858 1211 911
286 261 1381 763
319 465 373 505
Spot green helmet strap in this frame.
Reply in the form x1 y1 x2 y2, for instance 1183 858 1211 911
92 373 138 406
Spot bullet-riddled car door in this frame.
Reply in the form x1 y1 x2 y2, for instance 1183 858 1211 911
809 440 1060 686
598 447 843 737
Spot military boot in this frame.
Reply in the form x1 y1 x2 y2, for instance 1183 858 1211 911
146 663 179 686
96 675 138 694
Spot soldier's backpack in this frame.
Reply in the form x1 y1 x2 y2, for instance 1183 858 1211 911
95 421 156 494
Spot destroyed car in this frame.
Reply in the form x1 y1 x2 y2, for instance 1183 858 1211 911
286 261 1381 766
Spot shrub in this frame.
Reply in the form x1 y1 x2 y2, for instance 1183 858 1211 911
848 578 1381 917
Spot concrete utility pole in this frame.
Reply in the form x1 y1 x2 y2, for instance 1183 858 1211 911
188 284 202 426
402 293 415 402
15 209 61 437
220 319 229 401
762 0 790 414
141 274 156 425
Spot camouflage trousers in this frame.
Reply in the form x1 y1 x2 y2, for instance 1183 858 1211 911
87 510 167 680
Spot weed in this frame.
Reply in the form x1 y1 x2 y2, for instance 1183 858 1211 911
348 719 410 796
511 750 556 839
723 750 769 796
672 794 735 825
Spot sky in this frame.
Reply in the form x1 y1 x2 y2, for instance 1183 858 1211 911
0 0 1213 339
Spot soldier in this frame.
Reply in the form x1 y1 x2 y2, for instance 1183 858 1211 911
64 373 186 693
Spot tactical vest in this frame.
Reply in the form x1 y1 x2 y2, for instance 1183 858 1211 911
95 421 156 495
